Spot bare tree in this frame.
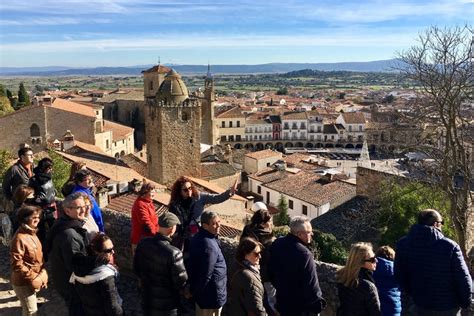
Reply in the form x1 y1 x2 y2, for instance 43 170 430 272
397 25 473 258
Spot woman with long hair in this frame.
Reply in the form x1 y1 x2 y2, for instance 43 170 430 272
70 233 123 316
61 161 86 197
130 182 158 255
336 242 381 316
10 205 48 316
168 176 237 251
241 202 277 315
227 237 267 316
373 246 401 316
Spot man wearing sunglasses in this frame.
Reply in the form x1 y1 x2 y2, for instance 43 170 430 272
395 209 472 315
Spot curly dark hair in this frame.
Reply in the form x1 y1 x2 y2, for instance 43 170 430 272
170 176 198 204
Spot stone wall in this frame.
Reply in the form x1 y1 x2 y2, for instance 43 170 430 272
103 207 341 315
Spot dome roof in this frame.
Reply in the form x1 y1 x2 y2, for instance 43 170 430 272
157 69 189 103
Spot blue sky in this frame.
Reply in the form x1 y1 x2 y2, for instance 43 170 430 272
0 0 472 67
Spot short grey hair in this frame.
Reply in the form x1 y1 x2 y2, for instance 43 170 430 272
289 216 310 235
62 192 86 208
201 211 219 225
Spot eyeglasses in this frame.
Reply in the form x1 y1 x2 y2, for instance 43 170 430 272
68 205 89 211
364 257 377 263
103 247 114 254
182 186 193 192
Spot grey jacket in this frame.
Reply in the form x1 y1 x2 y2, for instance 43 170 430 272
227 261 267 316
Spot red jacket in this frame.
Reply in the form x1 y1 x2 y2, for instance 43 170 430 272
131 196 158 245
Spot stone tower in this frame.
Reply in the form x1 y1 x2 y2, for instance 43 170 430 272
144 68 201 185
200 64 218 145
142 63 171 102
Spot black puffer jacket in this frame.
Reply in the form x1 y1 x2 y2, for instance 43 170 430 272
133 234 188 312
337 268 381 316
29 167 56 206
71 255 123 316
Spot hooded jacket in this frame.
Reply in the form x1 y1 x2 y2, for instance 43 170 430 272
29 166 56 206
373 257 401 316
395 224 472 311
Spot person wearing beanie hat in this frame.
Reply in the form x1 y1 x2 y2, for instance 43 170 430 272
134 211 188 314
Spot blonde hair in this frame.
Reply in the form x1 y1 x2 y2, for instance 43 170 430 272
336 242 373 288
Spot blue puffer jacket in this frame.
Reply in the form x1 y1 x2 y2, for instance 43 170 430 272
395 224 472 311
188 228 227 309
373 257 401 316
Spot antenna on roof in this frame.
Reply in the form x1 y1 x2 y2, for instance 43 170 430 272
158 56 161 65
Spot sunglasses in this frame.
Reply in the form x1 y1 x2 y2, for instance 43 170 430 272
252 250 262 256
364 257 377 263
182 187 193 192
103 247 114 254
436 220 444 225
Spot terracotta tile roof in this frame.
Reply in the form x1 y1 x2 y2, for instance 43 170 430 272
201 162 238 180
72 140 106 155
107 192 168 215
142 64 172 74
283 153 329 170
310 196 378 247
52 98 96 118
55 150 166 190
103 120 134 142
341 112 366 124
106 191 241 238
253 169 356 207
216 106 245 119
185 176 247 202
97 90 144 103
121 154 148 178
281 112 308 120
245 149 282 160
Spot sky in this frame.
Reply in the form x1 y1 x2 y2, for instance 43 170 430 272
0 0 472 67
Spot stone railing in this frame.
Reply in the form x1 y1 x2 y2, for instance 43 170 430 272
103 207 341 315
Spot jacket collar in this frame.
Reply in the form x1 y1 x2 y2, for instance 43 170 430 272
18 223 37 234
155 233 172 243
199 227 218 239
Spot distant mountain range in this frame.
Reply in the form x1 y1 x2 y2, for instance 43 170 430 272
0 59 401 76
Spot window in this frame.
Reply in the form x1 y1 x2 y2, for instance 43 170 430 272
301 123 306 129
106 139 109 149
289 199 294 209
257 186 261 194
302 205 308 215
229 121 233 128
349 125 352 132
284 123 289 129
266 192 270 204
236 135 241 141
30 124 40 137
221 121 226 128
237 121 240 127
292 123 298 129
149 81 153 91
317 126 322 132
221 135 227 142
359 125 363 131
229 135 234 142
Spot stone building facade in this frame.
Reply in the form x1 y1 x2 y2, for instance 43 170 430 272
144 69 202 185
199 65 219 145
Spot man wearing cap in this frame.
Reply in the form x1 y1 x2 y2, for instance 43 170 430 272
395 209 472 315
134 212 188 315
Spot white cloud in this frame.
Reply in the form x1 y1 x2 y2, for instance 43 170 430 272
0 18 111 26
0 31 417 53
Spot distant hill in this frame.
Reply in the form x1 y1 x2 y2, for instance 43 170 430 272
0 59 401 76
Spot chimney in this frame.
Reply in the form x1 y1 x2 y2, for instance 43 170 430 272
96 187 110 208
62 130 75 151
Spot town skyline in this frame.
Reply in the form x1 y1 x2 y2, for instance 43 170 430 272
1 0 472 67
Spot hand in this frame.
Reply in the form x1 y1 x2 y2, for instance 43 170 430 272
230 179 238 195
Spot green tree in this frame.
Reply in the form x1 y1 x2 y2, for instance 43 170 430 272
5 89 17 110
275 195 290 226
276 87 288 95
397 26 473 257
0 95 14 116
17 82 30 108
0 149 14 184
0 84 6 96
377 181 454 247
47 150 70 199
312 229 348 265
